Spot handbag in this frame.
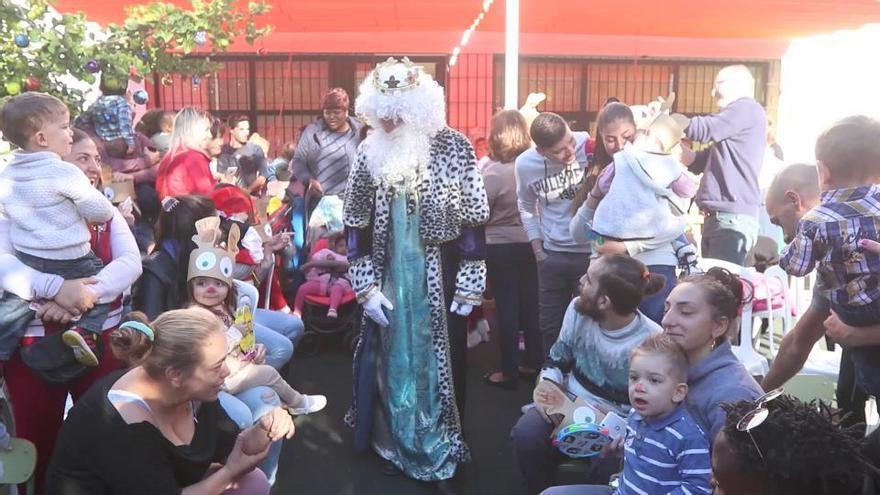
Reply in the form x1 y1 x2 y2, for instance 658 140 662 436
20 332 90 384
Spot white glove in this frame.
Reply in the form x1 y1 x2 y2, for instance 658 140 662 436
364 291 393 327
449 301 473 317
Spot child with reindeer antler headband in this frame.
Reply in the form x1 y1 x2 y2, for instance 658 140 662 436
185 217 326 416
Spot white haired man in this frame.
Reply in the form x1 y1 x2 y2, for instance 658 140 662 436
681 64 767 265
343 57 489 495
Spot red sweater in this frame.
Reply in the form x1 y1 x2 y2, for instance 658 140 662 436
155 148 216 199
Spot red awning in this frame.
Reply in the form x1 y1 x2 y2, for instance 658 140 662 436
57 0 880 38
56 0 880 58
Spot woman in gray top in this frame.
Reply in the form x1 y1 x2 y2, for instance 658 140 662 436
482 110 541 389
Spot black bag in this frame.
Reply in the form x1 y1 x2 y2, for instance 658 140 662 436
20 332 90 384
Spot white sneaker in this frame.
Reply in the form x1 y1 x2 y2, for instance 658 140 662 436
288 394 327 415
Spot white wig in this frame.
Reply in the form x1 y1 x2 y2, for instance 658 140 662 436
354 59 447 138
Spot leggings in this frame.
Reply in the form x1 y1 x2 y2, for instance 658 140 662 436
293 279 348 313
224 363 304 408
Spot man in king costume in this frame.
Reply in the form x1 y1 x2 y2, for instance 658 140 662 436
343 58 489 494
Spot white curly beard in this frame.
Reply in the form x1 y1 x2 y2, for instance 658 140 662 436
363 124 432 189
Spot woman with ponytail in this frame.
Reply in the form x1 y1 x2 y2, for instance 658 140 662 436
569 102 682 324
662 267 764 442
512 255 666 494
47 308 295 495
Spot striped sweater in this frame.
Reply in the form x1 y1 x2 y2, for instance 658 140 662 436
618 406 712 495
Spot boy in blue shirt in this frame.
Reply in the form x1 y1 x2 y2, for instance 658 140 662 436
539 334 712 495
617 333 712 494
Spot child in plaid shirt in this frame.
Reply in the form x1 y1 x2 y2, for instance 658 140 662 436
779 115 880 394
81 79 135 158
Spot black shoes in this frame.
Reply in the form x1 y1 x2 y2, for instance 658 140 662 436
435 479 457 495
381 459 400 476
483 371 518 390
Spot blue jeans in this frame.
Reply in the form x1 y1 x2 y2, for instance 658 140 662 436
638 264 677 324
0 251 109 359
290 196 306 269
701 212 759 266
833 301 880 396
254 323 293 370
219 387 285 485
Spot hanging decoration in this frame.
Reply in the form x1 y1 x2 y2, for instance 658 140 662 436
133 89 149 105
161 74 173 86
4 81 21 95
194 30 208 46
192 75 202 87
0 0 271 108
24 75 40 91
448 0 494 69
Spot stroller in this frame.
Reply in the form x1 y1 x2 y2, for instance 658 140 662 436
296 235 361 356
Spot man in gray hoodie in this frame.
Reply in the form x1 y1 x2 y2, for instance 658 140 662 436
515 113 591 354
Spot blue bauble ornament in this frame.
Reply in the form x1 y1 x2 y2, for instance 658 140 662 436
194 31 207 46
133 89 149 105
85 60 100 73
138 49 149 61
14 33 29 48
192 75 201 88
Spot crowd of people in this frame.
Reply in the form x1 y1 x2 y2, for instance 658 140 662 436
0 56 878 495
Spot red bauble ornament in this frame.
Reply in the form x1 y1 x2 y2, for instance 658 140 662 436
257 47 267 56
24 75 40 91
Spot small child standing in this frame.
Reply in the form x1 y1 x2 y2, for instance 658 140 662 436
617 333 711 494
187 217 326 415
82 79 136 158
293 232 351 319
779 115 880 395
0 92 116 367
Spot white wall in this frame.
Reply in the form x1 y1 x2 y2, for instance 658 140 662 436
777 24 880 164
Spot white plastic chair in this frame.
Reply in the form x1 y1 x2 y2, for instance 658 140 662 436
697 258 769 377
783 272 841 382
752 265 793 356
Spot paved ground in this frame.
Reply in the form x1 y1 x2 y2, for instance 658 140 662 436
275 331 538 495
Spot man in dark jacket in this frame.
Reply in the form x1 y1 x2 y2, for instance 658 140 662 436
682 64 767 265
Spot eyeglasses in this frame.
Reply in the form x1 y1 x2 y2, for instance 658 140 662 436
735 387 785 463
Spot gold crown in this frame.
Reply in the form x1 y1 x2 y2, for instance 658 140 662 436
372 57 423 94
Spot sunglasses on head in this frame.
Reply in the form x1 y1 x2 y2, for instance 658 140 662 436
736 387 785 463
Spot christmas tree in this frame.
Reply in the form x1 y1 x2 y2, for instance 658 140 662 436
0 0 271 109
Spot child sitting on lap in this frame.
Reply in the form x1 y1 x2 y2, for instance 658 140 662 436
187 216 326 415
0 92 116 368
616 333 711 494
541 334 712 495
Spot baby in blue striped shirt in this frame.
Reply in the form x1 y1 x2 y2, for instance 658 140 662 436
616 333 712 495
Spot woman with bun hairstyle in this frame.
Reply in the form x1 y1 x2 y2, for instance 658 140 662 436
662 267 764 441
46 308 295 495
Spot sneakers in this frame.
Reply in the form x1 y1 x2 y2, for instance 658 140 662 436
675 244 703 277
288 394 328 415
62 327 101 367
